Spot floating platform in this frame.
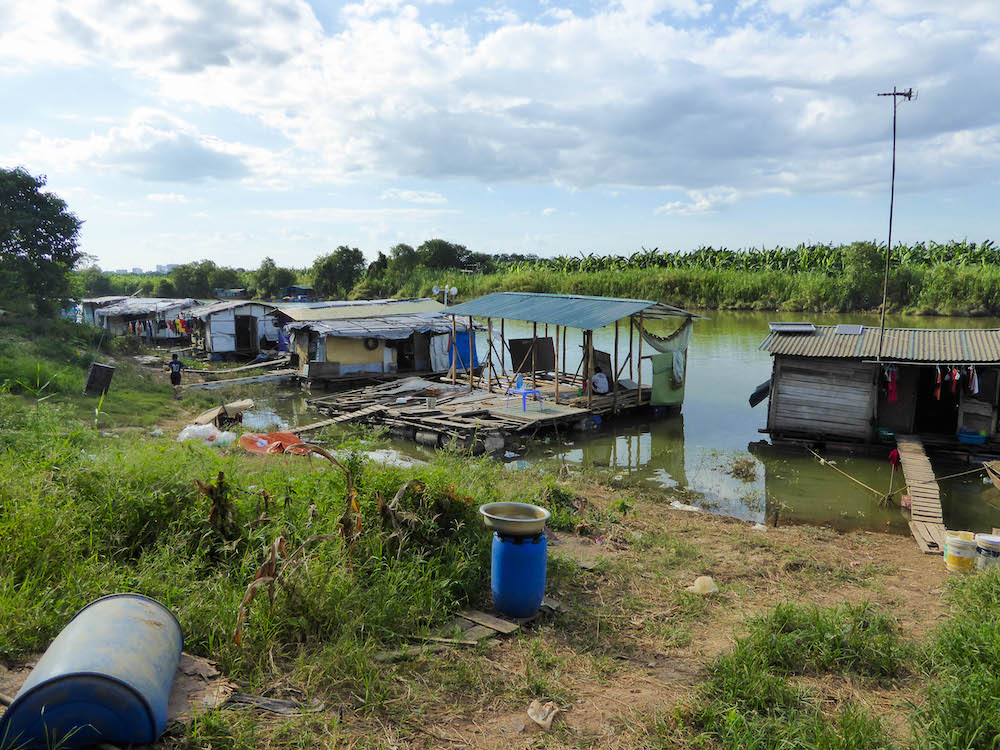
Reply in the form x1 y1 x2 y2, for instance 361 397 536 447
305 373 655 452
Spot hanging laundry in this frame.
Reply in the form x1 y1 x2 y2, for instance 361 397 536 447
951 367 961 395
970 366 981 395
887 366 898 403
934 365 942 400
888 448 900 468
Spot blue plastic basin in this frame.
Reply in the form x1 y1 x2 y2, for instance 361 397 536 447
0 594 183 750
957 428 988 446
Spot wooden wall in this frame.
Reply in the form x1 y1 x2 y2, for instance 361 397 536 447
768 357 876 441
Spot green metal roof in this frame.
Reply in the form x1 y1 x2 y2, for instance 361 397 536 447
760 325 1000 363
443 292 698 330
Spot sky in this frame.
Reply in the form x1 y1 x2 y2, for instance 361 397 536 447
2 0 999 272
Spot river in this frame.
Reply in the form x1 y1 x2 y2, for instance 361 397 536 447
242 311 1000 535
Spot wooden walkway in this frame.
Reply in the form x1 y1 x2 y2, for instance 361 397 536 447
896 434 947 554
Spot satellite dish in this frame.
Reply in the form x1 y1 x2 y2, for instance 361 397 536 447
450 286 458 296
432 285 440 295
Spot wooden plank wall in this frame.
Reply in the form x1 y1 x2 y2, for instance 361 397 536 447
770 357 876 440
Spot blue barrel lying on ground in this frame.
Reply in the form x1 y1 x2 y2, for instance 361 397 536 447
0 594 183 750
491 532 547 618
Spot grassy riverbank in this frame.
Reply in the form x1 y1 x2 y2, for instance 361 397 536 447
3 317 1000 749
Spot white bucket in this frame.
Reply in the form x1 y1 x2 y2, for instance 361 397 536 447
976 533 1000 571
945 531 978 574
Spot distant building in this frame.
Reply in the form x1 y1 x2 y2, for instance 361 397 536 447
131 267 143 274
213 288 249 299
281 284 314 300
113 269 128 274
165 264 179 272
156 265 167 273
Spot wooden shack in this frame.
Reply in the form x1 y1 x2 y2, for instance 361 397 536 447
190 301 283 356
758 323 1000 446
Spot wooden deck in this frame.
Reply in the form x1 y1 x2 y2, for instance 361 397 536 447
896 434 947 554
305 374 651 452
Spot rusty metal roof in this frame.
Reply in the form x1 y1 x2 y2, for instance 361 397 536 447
760 326 1000 363
281 298 445 322
444 292 700 330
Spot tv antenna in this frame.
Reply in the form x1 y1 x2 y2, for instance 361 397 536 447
875 86 916 363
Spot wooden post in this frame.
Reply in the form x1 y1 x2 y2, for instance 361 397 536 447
636 312 643 405
468 316 474 392
629 317 635 382
450 314 457 383
587 330 595 409
554 325 561 404
531 322 538 388
613 319 620 410
562 326 568 386
487 318 494 393
500 319 506 375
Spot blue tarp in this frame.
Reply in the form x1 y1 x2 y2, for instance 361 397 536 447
449 331 479 372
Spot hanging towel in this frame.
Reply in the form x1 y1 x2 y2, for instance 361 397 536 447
951 367 961 395
970 366 980 395
887 366 898 403
934 366 942 401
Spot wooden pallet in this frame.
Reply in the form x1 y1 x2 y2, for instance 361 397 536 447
896 435 947 554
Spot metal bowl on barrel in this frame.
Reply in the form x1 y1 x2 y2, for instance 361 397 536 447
479 502 550 618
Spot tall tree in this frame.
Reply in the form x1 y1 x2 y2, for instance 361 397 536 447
312 246 365 298
416 239 469 270
0 167 83 314
252 257 297 299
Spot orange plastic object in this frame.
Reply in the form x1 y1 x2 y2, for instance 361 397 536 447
238 432 310 455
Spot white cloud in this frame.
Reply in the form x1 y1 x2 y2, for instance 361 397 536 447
147 192 190 203
250 207 457 221
541 207 557 215
380 188 448 204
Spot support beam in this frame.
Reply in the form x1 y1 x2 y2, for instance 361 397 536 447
629 317 635 382
468 316 474 392
500 319 507 375
450 314 457 383
487 318 494 393
636 312 643 406
531 322 538 388
554 324 561 404
587 330 595 409
613 320 620 410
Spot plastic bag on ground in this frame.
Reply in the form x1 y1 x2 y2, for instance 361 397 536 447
177 424 238 446
238 431 310 455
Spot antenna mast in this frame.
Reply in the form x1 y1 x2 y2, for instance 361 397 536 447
875 86 915 363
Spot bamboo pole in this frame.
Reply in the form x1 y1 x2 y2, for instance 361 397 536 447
613 320 620 410
531 322 538 388
500 319 506 375
450 314 457 383
636 312 643 405
554 324 561 404
487 318 494 393
468 316 474 392
629 317 635 381
562 325 567 385
587 330 594 409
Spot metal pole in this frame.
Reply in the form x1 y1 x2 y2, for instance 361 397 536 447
554 324 561 404
587 330 594 409
487 317 494 393
636 312 644 405
876 86 915 363
613 320 620 410
450 314 457 382
531 322 538 388
629 317 635 382
468 316 474 392
500 319 506 375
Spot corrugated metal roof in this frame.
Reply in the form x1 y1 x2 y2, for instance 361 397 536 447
95 297 199 317
281 298 445 322
443 292 699 330
191 300 279 319
760 326 1000 363
81 296 128 305
286 313 469 340
769 322 816 333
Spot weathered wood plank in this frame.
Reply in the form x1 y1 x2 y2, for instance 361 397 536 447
457 609 520 635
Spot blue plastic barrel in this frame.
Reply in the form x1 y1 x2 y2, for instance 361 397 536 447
0 594 183 750
491 532 547 618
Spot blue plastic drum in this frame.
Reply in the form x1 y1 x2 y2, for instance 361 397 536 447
491 532 547 618
0 594 183 750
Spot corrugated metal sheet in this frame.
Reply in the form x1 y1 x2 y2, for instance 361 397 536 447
191 301 278 319
769 322 816 333
760 326 1000 363
281 298 445 322
443 292 698 331
95 297 199 318
286 313 469 340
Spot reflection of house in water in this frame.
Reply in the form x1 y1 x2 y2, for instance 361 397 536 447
564 415 688 488
757 324 1000 452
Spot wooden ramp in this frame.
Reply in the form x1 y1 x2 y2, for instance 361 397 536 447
896 435 947 554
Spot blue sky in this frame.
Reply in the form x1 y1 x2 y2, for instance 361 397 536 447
2 0 999 271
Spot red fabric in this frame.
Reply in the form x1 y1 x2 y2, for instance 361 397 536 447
888 449 901 468
238 432 310 455
951 367 960 395
887 368 898 403
934 367 942 400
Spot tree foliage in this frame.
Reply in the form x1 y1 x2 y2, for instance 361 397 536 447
0 167 83 314
312 246 365 298
251 257 297 299
416 239 469 270
171 260 241 298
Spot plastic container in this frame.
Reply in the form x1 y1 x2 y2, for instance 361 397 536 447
945 531 978 574
957 428 988 446
491 533 547 618
0 594 183 750
877 428 896 441
479 503 551 537
976 533 1000 571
